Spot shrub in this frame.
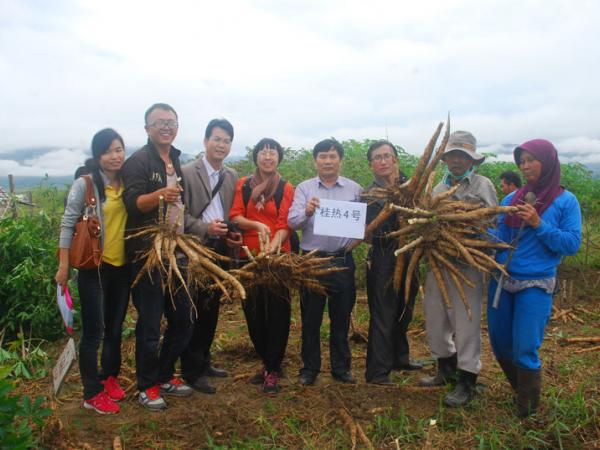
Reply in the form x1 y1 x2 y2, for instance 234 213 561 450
0 212 66 341
0 366 51 449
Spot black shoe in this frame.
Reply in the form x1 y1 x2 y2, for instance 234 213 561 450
369 376 395 386
444 370 477 407
332 372 357 384
250 367 266 385
394 361 424 371
190 375 216 395
205 365 228 378
298 373 317 386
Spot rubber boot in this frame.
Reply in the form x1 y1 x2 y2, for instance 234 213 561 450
444 370 477 407
498 359 518 392
418 353 457 387
516 368 541 418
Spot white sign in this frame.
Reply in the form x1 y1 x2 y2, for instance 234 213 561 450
52 338 76 395
313 199 366 239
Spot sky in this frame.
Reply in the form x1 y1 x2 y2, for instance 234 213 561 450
1 0 599 177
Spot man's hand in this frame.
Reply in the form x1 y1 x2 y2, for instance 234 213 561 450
305 197 320 217
226 231 243 248
207 219 229 237
517 203 541 228
161 186 182 204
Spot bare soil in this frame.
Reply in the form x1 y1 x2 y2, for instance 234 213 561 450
24 266 600 449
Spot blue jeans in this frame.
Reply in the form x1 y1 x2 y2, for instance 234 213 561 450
487 279 552 370
77 263 130 400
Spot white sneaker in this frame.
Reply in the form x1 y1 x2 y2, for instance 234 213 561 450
138 385 167 411
160 377 193 397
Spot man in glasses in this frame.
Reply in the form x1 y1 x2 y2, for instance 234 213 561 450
363 141 422 386
122 103 194 410
180 118 242 394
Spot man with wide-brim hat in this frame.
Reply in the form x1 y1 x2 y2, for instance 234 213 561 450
418 130 498 408
441 130 486 178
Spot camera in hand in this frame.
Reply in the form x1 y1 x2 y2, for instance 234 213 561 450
222 220 240 234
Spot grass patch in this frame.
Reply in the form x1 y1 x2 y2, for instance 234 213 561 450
368 406 426 445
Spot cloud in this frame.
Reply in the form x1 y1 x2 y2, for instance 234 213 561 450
0 148 87 177
1 0 600 176
481 136 600 165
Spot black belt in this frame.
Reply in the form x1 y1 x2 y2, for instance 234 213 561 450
305 249 350 258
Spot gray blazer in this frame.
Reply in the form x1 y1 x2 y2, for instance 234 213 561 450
182 158 239 242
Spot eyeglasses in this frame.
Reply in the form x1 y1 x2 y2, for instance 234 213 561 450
209 136 232 146
149 119 179 129
370 153 395 163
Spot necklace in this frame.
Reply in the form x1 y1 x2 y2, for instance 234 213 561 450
165 159 175 175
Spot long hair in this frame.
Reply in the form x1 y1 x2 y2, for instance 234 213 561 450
85 128 124 202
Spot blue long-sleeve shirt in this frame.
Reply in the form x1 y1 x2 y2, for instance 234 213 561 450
493 190 582 280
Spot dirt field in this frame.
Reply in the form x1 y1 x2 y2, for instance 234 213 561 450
26 266 600 449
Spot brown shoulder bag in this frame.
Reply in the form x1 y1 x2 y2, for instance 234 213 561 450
69 175 102 269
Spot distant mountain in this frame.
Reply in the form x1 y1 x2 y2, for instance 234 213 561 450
586 162 600 176
2 145 595 191
0 175 73 191
0 154 247 191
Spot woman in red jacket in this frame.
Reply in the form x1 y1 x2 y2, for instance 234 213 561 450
230 138 294 394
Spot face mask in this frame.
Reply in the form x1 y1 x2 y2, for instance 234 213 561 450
443 166 474 186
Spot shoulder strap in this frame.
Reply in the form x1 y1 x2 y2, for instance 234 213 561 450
243 177 287 215
83 175 96 207
242 176 252 211
197 171 225 217
211 172 224 199
273 179 286 212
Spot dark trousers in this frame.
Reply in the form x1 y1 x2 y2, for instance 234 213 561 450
300 253 356 376
242 286 291 372
180 240 227 383
77 263 130 400
131 261 194 391
180 287 222 383
365 246 418 381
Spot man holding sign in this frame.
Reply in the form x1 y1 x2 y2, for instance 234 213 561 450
288 139 363 386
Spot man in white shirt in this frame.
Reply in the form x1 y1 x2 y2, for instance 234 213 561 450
180 118 241 394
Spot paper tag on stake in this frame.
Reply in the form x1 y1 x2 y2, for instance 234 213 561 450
52 338 76 395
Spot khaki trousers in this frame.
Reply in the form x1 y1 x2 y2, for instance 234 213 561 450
423 265 483 374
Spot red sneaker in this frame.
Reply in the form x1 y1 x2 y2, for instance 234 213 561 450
83 391 120 414
102 375 125 401
263 371 280 394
